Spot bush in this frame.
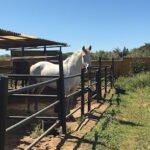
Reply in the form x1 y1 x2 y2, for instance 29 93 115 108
130 58 147 74
115 72 150 92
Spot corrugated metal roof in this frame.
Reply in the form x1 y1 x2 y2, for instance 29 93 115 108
0 29 67 49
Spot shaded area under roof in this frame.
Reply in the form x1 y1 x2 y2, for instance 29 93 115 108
0 29 67 49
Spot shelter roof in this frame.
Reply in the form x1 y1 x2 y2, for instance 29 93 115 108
0 29 67 49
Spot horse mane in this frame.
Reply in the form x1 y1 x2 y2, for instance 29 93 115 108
63 55 71 64
63 50 82 64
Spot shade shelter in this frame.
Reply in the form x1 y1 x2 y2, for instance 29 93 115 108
0 29 68 150
0 28 67 49
0 28 68 74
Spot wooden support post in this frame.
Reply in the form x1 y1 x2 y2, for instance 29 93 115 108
81 68 85 118
0 76 8 150
58 47 66 134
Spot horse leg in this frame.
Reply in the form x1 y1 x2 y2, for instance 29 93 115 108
26 88 34 113
10 79 13 89
22 78 28 87
26 79 45 113
65 89 72 115
26 79 36 113
15 79 18 89
21 79 25 87
25 79 28 86
33 86 45 112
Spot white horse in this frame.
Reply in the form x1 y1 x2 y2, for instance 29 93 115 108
28 46 92 113
30 46 92 95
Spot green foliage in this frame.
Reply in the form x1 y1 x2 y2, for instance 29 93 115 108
0 54 10 60
91 43 150 60
86 113 124 150
130 58 147 74
115 72 150 91
91 46 130 60
85 74 150 149
91 50 119 60
129 43 150 57
113 47 129 58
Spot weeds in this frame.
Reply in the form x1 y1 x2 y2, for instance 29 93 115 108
84 73 150 150
30 124 43 139
115 72 150 92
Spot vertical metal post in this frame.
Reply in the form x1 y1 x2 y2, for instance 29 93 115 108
0 76 8 150
43 46 47 61
88 67 91 112
111 58 114 88
99 57 102 73
105 66 107 94
22 47 24 56
81 68 85 118
58 47 66 134
43 45 46 54
96 70 100 102
21 47 25 87
99 57 102 101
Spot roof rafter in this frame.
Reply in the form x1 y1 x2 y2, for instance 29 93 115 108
0 29 67 49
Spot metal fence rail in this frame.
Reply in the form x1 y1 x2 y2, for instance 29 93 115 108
6 100 60 133
0 57 114 150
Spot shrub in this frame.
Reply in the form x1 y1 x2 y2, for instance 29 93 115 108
130 58 147 74
115 72 150 92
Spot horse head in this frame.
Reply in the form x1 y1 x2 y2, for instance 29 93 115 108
81 45 92 71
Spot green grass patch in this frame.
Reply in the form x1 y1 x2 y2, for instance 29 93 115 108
84 73 150 150
115 72 150 92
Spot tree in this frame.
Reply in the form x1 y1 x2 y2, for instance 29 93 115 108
113 48 122 57
122 46 129 56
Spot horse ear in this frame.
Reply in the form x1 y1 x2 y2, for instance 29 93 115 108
82 46 85 51
89 45 92 51
82 46 87 54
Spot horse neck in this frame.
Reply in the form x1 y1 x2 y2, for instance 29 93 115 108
64 50 82 73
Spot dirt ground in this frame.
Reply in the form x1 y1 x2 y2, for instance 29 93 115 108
5 89 113 150
14 102 110 150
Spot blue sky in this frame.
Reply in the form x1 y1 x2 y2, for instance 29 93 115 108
0 0 150 54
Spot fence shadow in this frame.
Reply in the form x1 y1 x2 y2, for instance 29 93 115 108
114 118 144 127
55 99 114 150
55 133 115 150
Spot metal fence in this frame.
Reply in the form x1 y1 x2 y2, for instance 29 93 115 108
0 57 114 150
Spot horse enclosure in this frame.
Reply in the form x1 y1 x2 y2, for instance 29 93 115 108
0 56 114 150
0 29 114 150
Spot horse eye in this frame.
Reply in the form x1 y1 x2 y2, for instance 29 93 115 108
83 55 86 60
